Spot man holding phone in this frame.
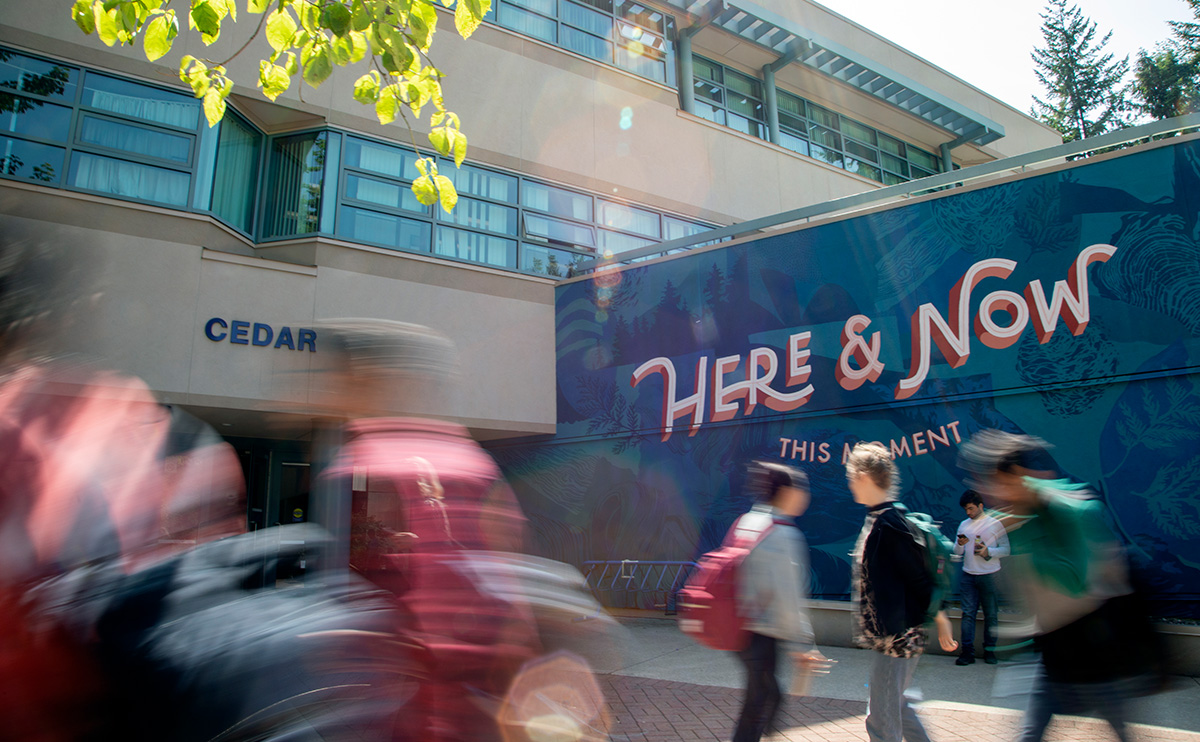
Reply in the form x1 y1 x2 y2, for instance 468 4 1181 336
953 489 1010 665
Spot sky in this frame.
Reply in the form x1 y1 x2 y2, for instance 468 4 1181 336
814 0 1195 114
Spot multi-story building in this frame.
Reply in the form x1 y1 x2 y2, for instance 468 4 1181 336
0 0 1059 525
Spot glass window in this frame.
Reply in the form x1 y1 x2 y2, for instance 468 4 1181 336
809 124 841 150
691 57 765 141
69 152 190 207
211 112 261 233
340 205 432 252
0 135 64 183
435 227 517 268
617 0 664 33
344 137 421 181
662 216 710 241
79 115 192 164
882 171 906 186
693 100 725 126
522 181 591 220
844 138 877 163
262 131 327 238
845 157 881 182
0 95 71 142
881 152 908 176
727 113 764 139
842 118 877 146
562 26 613 61
498 4 557 42
599 200 659 237
809 143 843 169
0 50 78 101
909 147 939 171
778 111 805 134
599 228 654 253
779 130 809 156
778 92 805 118
508 0 558 15
345 173 428 214
82 73 200 130
807 104 838 131
692 57 722 84
693 79 723 105
523 243 584 277
562 1 613 36
879 133 905 158
724 70 760 99
524 213 596 247
442 162 516 202
441 195 518 234
616 47 666 82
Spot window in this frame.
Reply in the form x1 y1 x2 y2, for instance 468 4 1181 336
262 131 328 238
691 57 765 140
775 88 942 185
210 113 262 233
487 0 674 83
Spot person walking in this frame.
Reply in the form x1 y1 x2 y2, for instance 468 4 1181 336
953 489 1009 665
846 442 957 742
732 461 826 742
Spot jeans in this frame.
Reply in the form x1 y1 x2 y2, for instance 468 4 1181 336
959 571 998 657
734 632 781 742
1018 664 1133 742
865 652 931 742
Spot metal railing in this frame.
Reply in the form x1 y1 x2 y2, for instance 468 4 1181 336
582 559 697 614
573 113 1200 273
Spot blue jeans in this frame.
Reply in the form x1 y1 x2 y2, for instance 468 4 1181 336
866 652 931 742
734 632 781 742
1018 664 1133 742
959 571 998 657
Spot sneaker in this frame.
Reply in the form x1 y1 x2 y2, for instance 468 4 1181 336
955 654 975 666
984 653 998 665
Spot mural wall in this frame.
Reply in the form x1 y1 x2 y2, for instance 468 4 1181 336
488 136 1200 616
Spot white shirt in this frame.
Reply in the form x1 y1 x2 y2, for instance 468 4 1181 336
953 512 1009 575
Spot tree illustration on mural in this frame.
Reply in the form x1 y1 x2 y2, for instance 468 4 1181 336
67 0 487 211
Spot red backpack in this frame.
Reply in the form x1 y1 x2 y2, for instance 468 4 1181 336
677 511 776 651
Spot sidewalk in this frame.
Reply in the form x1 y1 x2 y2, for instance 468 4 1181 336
585 616 1200 742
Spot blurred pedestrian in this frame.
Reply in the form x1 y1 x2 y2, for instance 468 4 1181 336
952 489 1009 666
846 442 957 742
732 461 827 742
959 430 1163 742
318 319 543 742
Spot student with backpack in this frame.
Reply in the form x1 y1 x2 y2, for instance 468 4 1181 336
730 461 827 742
845 443 958 742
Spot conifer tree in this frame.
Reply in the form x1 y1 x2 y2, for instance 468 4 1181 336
1131 45 1196 120
1031 0 1130 141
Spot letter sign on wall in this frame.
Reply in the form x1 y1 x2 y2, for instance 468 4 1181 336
204 318 316 351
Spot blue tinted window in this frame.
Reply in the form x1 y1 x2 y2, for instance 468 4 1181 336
82 73 200 130
79 115 192 163
0 135 65 183
0 50 77 101
441 195 518 234
345 173 428 214
69 152 190 206
340 206 432 252
435 227 517 268
0 95 71 141
211 113 262 233
344 137 421 181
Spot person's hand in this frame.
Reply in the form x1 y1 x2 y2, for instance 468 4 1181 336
934 611 959 653
957 534 969 546
975 542 990 559
793 649 834 674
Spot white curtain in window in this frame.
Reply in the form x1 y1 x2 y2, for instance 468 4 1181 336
212 118 259 232
72 153 189 206
89 90 198 129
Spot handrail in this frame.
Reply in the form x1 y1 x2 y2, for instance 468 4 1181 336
572 113 1200 273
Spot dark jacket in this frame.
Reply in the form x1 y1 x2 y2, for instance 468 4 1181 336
852 502 933 657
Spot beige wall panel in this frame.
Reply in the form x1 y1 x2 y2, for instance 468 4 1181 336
188 258 320 407
0 214 203 393
312 267 555 428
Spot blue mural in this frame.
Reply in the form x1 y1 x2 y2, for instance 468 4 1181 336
489 138 1200 616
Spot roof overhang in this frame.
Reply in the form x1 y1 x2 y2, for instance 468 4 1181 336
670 0 1005 146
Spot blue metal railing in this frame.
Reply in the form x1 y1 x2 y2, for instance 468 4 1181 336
582 560 697 614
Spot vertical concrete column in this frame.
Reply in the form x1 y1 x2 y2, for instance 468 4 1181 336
763 64 780 145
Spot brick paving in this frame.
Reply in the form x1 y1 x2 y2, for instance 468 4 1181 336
599 674 1200 742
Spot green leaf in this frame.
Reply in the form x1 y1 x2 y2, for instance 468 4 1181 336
95 5 120 45
383 42 414 76
222 0 237 23
350 0 372 30
190 1 222 43
323 2 352 35
266 7 297 51
283 50 299 75
301 42 332 87
352 72 380 104
203 84 227 126
434 173 457 212
451 128 467 166
259 60 291 100
409 1 438 50
347 30 368 62
73 0 97 34
143 13 177 60
414 157 429 177
330 34 352 65
454 0 484 39
428 126 449 155
298 0 320 33
247 0 270 12
375 86 398 124
179 55 210 96
411 173 437 205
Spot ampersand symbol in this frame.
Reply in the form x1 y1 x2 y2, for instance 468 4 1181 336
837 314 885 391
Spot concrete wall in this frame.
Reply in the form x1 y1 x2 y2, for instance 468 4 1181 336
0 190 557 439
